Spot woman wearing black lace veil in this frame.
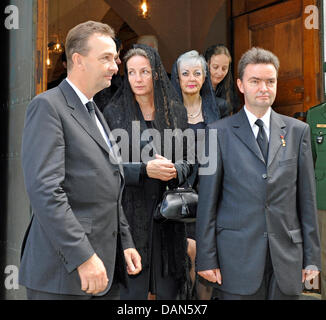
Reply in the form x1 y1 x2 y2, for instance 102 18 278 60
103 44 192 300
171 50 225 299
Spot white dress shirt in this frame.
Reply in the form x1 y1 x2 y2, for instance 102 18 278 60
244 106 271 141
66 78 112 149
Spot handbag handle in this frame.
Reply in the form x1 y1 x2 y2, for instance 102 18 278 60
166 163 196 190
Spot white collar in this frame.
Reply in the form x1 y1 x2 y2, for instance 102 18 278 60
244 106 271 132
66 78 93 106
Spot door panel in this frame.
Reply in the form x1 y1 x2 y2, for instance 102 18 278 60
233 0 321 117
232 0 283 16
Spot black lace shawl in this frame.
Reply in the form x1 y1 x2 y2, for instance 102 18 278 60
170 61 223 124
103 44 191 298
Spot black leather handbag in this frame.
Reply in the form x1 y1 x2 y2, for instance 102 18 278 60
154 185 198 223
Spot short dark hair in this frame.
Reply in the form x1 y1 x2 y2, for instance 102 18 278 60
65 20 115 71
238 47 280 80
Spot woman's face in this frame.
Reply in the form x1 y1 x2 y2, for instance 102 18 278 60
208 54 230 88
178 62 205 96
127 55 154 97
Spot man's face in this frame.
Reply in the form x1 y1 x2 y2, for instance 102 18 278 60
82 33 118 93
237 63 277 111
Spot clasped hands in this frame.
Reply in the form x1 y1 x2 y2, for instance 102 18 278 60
146 154 177 181
77 248 141 295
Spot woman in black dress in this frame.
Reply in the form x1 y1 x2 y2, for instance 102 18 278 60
103 44 192 300
171 50 226 299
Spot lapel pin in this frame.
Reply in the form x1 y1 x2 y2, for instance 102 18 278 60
280 135 286 147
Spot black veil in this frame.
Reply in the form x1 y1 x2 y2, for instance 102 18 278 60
104 44 188 144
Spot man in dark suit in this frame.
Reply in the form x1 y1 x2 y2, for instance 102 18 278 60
196 47 321 299
20 21 141 300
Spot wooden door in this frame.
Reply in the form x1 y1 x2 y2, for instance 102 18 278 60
233 0 321 117
233 0 283 16
36 0 48 94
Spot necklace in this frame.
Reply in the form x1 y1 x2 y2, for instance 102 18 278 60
187 97 202 119
187 107 202 119
143 109 155 120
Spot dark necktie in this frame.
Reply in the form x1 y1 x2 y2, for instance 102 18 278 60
255 119 268 162
85 101 97 125
86 100 113 151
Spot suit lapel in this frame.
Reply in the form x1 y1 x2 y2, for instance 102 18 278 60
231 108 265 164
59 80 118 162
95 105 125 178
267 110 286 168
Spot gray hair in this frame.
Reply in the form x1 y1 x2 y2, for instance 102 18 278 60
177 50 207 77
238 47 280 80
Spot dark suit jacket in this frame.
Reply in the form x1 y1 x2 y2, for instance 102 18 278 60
196 108 321 296
19 80 134 296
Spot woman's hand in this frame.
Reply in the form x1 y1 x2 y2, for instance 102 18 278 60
124 248 142 275
146 154 177 181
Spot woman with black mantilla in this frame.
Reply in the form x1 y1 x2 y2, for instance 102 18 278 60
204 44 240 115
171 50 226 299
103 44 192 300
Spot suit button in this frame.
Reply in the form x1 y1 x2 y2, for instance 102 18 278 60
114 170 119 176
112 231 117 237
262 174 268 179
